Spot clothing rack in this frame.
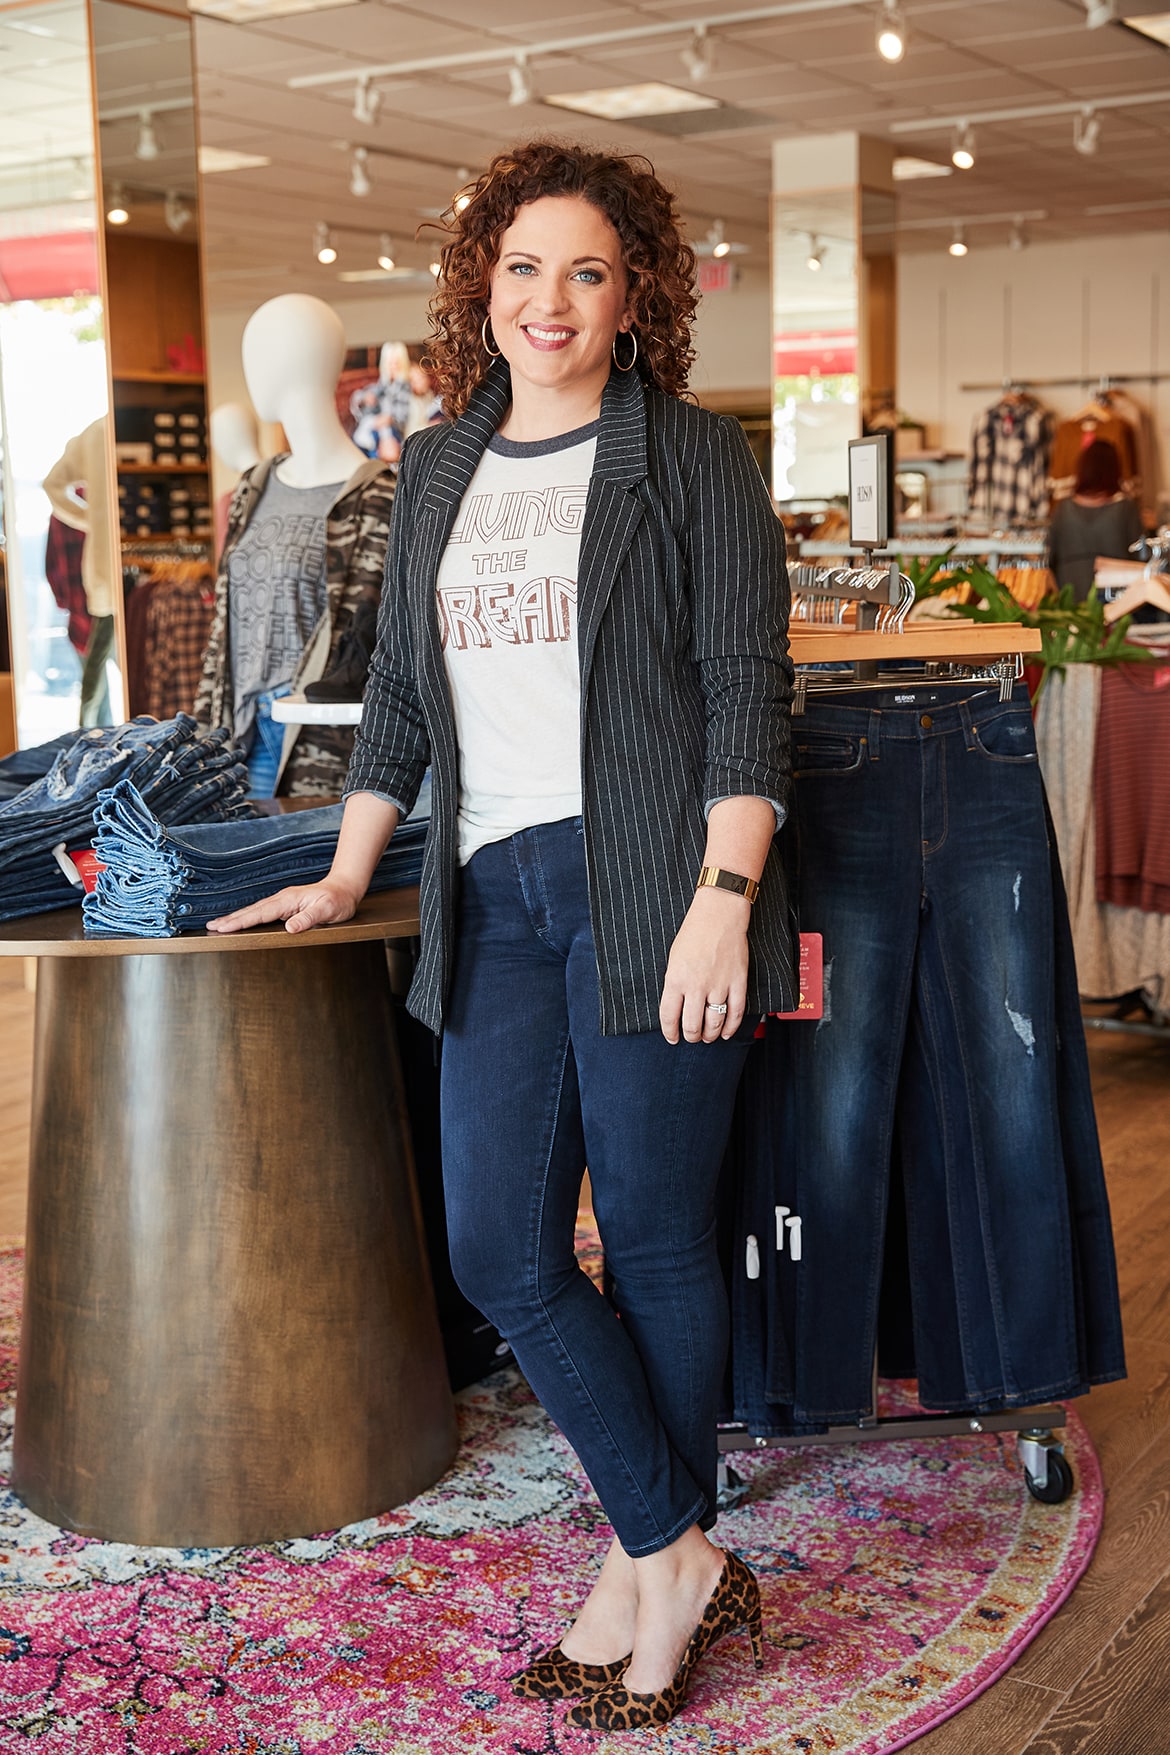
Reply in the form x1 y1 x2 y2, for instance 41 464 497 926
960 372 1170 393
717 568 1065 1505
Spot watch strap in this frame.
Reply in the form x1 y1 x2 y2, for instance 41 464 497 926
697 865 760 905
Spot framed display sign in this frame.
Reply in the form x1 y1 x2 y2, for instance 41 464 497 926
847 432 893 548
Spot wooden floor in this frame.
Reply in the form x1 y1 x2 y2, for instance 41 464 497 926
0 961 1167 1751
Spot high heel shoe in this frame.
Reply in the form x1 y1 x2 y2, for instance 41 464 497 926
565 1550 764 1730
511 1644 631 1701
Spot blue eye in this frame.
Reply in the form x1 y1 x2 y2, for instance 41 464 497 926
509 262 536 275
574 269 603 284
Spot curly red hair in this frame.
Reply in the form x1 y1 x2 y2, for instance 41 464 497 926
424 139 697 418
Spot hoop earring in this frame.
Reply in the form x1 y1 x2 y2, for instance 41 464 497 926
612 330 638 373
481 315 501 359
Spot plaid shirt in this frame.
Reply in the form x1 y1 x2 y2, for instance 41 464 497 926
145 574 215 720
968 400 1053 525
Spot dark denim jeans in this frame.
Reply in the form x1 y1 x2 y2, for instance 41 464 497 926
439 815 756 1557
725 682 1125 1431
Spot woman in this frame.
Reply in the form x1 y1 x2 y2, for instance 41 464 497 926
209 140 795 1731
1046 437 1143 601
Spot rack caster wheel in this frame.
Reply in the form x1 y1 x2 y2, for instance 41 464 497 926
1025 1451 1074 1504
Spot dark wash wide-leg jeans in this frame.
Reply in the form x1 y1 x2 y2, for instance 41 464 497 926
440 816 755 1558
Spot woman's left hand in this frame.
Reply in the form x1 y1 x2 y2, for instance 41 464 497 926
659 888 751 1044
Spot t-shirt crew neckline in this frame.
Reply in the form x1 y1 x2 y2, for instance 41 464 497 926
488 419 600 459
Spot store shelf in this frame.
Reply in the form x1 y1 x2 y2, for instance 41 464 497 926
117 461 209 474
797 539 1046 558
121 531 212 545
790 624 1042 663
112 369 205 386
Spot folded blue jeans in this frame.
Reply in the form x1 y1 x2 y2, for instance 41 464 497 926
439 815 757 1557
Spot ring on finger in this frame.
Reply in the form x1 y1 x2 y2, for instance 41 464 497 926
706 1001 729 1016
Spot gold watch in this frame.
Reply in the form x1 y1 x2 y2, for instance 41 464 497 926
696 865 760 905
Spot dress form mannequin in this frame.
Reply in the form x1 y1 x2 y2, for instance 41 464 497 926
241 296 363 488
209 402 262 475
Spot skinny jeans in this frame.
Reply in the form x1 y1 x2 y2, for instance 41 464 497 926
440 816 755 1557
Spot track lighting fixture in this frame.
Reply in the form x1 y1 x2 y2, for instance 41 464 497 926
349 146 371 197
106 183 129 225
377 234 396 271
135 109 161 162
951 122 975 170
352 74 381 125
164 189 192 234
709 219 731 259
1084 0 1114 26
806 234 824 271
1009 216 1027 251
681 25 715 81
876 0 907 64
1073 106 1101 155
948 225 968 257
509 54 534 106
314 222 337 265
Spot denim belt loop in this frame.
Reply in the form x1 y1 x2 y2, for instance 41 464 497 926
958 697 980 752
867 708 882 761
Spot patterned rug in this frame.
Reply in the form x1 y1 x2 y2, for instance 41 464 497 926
0 1238 1102 1755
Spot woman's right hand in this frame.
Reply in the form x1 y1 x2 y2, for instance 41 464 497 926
206 879 361 936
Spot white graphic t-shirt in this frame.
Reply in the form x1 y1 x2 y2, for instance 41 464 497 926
436 420 597 864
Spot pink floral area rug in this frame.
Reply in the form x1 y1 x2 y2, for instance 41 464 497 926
0 1238 1102 1755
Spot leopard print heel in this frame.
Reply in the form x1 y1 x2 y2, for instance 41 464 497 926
565 1551 764 1731
510 1644 631 1701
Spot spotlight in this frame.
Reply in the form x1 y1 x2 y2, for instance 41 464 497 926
681 25 715 81
1074 106 1101 156
948 225 968 257
1009 217 1027 252
429 259 442 277
509 54 534 106
454 192 471 213
807 234 824 271
164 188 192 234
377 233 396 272
349 146 371 197
352 74 381 125
876 0 907 64
1085 0 1114 25
951 121 975 170
135 109 161 162
314 221 337 265
106 183 129 225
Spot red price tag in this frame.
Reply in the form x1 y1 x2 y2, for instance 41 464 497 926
68 848 107 893
767 933 824 1023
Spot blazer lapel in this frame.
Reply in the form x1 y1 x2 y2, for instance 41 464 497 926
577 366 648 698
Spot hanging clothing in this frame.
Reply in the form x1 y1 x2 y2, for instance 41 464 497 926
144 570 215 722
721 680 1125 1432
1093 658 1170 913
1045 495 1144 601
967 397 1053 526
195 455 394 797
44 514 92 656
1049 410 1138 503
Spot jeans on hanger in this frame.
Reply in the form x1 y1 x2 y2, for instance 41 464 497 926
439 815 757 1557
724 682 1124 1431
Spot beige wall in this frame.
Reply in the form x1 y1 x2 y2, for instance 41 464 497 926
897 230 1169 511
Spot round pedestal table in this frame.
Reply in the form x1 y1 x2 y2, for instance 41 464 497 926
0 890 459 1548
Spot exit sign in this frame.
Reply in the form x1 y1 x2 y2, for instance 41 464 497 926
699 259 735 293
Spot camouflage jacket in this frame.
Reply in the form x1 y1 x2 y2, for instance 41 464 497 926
193 455 395 797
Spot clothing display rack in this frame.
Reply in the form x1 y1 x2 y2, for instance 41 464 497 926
961 372 1170 394
718 566 1068 1508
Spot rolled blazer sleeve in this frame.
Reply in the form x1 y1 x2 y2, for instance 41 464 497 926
687 414 793 823
344 441 431 815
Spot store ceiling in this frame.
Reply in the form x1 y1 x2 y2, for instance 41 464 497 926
185 0 1169 301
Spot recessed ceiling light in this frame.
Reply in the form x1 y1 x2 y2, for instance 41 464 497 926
893 156 953 180
544 82 719 122
189 0 357 19
198 146 271 174
1123 12 1170 44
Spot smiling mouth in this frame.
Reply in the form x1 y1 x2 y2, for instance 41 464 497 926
522 324 576 343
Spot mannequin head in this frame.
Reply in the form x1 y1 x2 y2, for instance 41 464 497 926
209 401 261 474
242 294 347 423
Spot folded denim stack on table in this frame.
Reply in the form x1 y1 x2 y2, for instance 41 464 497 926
0 716 255 924
83 773 430 938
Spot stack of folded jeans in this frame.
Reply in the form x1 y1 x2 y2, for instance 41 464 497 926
84 773 430 938
0 716 254 924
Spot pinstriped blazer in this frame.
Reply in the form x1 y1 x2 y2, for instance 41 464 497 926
345 357 797 1035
